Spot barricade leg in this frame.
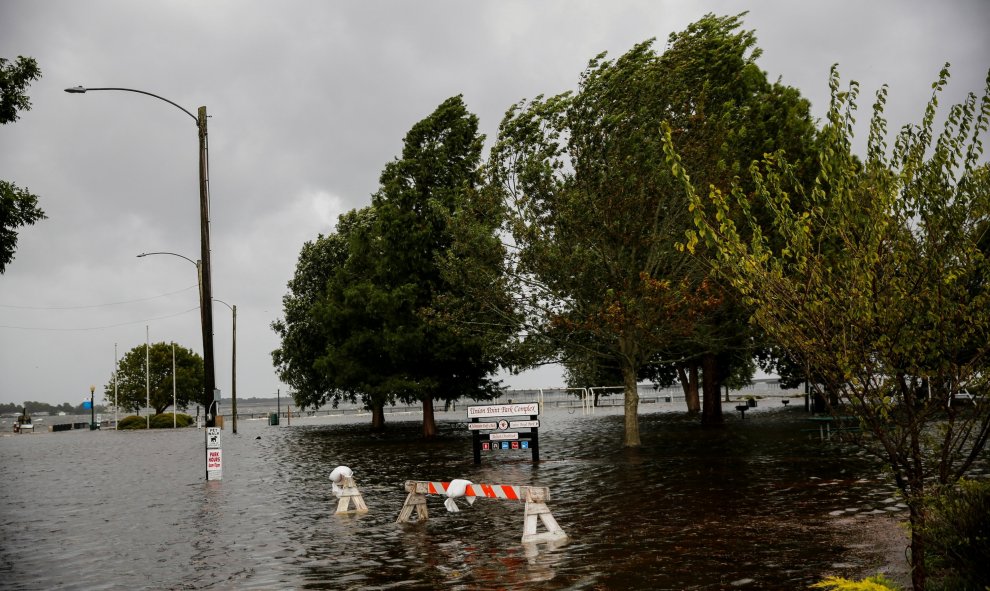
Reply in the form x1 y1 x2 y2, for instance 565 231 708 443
521 499 567 544
334 476 369 514
396 492 429 523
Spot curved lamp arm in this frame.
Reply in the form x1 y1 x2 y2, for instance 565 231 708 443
65 86 198 124
137 251 198 267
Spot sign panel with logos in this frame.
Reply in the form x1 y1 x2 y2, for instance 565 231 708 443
206 427 222 449
468 400 540 465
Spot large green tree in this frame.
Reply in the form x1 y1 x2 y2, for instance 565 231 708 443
668 65 990 590
299 96 506 438
0 56 45 274
487 14 817 444
107 342 204 415
272 208 370 412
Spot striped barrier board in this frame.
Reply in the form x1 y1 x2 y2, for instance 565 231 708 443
397 480 565 544
408 480 549 503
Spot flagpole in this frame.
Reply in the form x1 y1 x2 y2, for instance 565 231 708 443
172 342 177 428
146 326 150 429
114 343 118 430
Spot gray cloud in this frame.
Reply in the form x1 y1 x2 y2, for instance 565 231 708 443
2 0 988 406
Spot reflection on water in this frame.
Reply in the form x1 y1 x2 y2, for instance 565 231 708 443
0 406 896 589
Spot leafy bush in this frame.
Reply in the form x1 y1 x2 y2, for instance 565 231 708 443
811 574 902 590
149 413 194 428
117 413 194 429
117 415 148 429
921 479 990 591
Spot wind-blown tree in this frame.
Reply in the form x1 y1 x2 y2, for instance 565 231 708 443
314 96 506 438
1 56 45 274
272 208 371 414
668 65 990 590
107 342 204 415
486 14 818 444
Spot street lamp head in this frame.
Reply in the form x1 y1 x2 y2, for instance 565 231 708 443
64 86 88 94
90 385 95 393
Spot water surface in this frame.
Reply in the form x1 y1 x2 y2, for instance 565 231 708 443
1 405 898 590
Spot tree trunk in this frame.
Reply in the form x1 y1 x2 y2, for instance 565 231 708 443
621 359 641 447
701 353 723 426
909 502 928 590
370 401 385 431
681 363 701 414
422 395 437 440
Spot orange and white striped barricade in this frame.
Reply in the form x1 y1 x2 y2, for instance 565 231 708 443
395 480 567 544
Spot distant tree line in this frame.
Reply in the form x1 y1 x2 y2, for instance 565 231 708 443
0 401 106 415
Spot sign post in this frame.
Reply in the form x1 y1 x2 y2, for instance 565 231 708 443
467 403 540 464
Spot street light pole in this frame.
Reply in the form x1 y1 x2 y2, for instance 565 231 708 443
65 86 218 431
214 299 237 434
90 385 96 430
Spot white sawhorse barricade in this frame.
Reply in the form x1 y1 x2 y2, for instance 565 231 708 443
395 480 567 544
329 466 368 515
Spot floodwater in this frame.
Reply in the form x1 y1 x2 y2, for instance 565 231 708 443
0 404 902 590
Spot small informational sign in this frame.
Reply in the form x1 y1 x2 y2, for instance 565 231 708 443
467 403 540 418
510 420 539 429
490 432 519 441
521 441 529 449
206 449 222 481
206 427 222 449
498 419 509 430
511 441 520 449
468 422 498 431
482 442 490 450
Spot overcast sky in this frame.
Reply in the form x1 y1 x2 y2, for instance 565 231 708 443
1 0 988 407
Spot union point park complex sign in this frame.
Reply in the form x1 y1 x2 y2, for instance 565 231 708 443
467 403 540 464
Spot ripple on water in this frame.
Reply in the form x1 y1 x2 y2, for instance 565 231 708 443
1 406 899 589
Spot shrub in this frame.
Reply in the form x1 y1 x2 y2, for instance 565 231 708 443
811 574 902 590
921 479 990 591
149 413 194 428
117 415 148 430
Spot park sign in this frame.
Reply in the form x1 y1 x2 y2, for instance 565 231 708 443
467 402 539 418
467 402 540 464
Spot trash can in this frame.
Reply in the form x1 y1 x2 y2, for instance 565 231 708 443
268 413 279 426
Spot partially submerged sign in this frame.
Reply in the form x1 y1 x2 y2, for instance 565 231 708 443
206 427 222 481
467 402 540 464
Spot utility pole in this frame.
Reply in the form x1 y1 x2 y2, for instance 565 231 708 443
198 105 218 430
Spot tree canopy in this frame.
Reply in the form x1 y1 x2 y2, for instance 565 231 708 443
0 55 45 274
272 212 363 409
275 96 510 437
667 63 990 590
107 342 204 415
486 13 818 444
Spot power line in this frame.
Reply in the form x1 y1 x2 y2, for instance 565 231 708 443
0 307 200 332
0 284 198 310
